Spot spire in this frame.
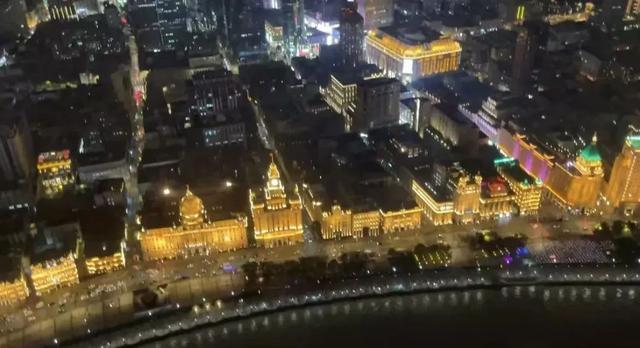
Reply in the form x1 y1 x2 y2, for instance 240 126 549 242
267 154 280 179
591 132 598 144
185 184 192 196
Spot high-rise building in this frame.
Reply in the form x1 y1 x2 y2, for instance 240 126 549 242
511 27 536 95
282 0 305 56
250 157 303 247
356 0 393 30
351 77 400 131
339 2 364 67
0 102 34 184
604 135 640 211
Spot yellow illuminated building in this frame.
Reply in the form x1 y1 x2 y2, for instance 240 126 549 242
412 180 453 225
412 168 515 225
0 277 28 306
604 135 640 211
141 188 248 260
321 205 353 239
85 252 125 275
250 159 303 247
319 203 421 239
365 30 461 83
497 161 543 215
31 253 79 296
546 134 604 210
453 173 482 223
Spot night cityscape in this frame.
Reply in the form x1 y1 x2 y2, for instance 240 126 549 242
0 0 640 346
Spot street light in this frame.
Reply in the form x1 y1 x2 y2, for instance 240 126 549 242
163 187 171 196
225 180 233 188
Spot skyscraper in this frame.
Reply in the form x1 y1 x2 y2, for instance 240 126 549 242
339 2 364 67
604 134 640 210
282 0 305 56
511 26 536 95
0 98 34 184
356 0 393 30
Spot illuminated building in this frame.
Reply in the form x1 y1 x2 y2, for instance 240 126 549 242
265 19 284 48
37 150 74 197
546 134 604 210
0 258 29 306
365 29 461 83
140 188 248 260
357 0 393 30
497 159 542 215
30 253 79 296
47 0 78 21
318 202 421 239
452 172 482 223
604 135 640 211
250 158 303 247
627 0 640 17
84 253 124 275
339 3 364 67
412 165 514 225
325 74 358 116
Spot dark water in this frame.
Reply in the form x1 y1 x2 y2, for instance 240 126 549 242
143 285 640 348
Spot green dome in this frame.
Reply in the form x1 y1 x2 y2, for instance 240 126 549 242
579 143 601 162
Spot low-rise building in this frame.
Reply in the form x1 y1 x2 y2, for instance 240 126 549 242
140 188 248 260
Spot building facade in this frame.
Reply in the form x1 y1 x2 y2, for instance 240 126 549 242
352 77 400 131
140 188 248 260
546 135 604 210
250 159 303 247
604 135 640 212
365 30 461 83
339 4 364 67
357 0 394 30
30 253 79 296
37 150 75 197
0 277 28 306
497 160 543 215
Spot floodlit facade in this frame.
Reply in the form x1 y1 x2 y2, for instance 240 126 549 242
85 252 125 275
37 150 74 197
319 203 422 240
497 160 543 215
365 30 461 83
604 135 640 211
546 135 604 210
250 159 303 247
412 168 515 225
31 253 80 296
0 277 29 306
140 188 248 260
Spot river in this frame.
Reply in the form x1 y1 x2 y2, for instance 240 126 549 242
141 284 640 348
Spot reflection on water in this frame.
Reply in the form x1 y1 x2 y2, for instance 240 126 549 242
143 285 640 348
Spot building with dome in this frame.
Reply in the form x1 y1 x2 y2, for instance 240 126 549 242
546 134 604 210
139 187 248 261
250 158 303 247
